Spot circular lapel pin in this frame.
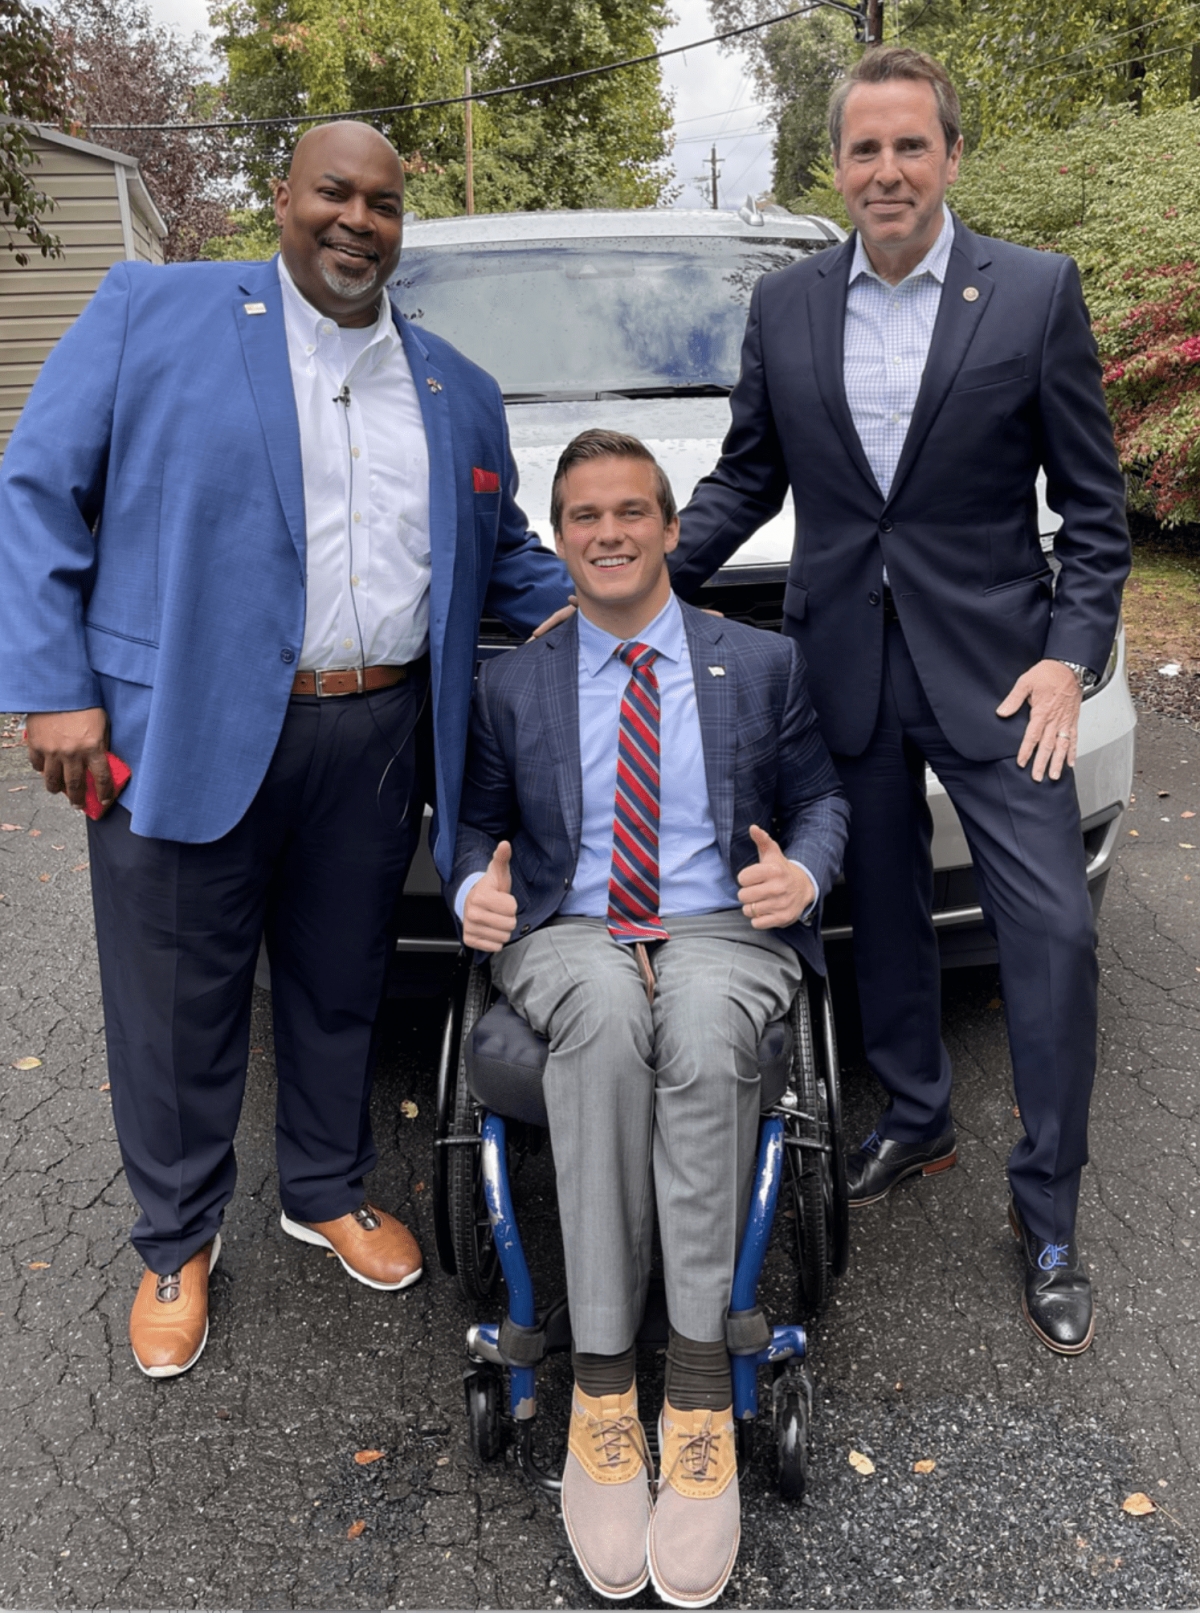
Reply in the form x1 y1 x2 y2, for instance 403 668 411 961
962 286 980 302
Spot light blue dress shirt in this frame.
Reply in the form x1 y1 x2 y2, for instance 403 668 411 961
843 204 955 499
455 592 816 925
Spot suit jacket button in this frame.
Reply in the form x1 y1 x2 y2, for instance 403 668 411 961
868 591 880 606
521 924 531 935
880 518 894 534
280 647 295 664
563 877 570 888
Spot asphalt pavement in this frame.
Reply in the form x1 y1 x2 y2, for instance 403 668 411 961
1 710 1198 1610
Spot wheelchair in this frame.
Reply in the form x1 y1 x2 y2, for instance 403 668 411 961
431 956 849 1499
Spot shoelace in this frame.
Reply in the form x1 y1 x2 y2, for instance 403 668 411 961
155 1272 182 1303
862 1130 883 1156
1038 1242 1070 1272
352 1204 382 1232
588 1413 651 1473
663 1414 722 1487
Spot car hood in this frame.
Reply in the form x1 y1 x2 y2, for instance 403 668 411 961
504 397 793 564
504 395 1062 560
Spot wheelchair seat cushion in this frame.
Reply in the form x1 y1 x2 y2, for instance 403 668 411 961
466 996 793 1127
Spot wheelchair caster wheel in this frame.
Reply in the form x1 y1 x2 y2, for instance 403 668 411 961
735 1417 754 1472
464 1368 504 1462
774 1390 810 1501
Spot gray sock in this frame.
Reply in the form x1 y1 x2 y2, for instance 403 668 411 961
664 1328 731 1412
572 1344 636 1399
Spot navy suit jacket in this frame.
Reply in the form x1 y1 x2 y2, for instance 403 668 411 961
670 217 1131 761
448 602 851 977
0 257 569 873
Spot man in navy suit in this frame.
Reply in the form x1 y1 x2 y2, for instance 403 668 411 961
671 48 1131 1355
0 122 568 1377
451 430 849 1607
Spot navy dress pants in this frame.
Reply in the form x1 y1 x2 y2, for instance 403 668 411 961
87 675 428 1275
832 621 1097 1246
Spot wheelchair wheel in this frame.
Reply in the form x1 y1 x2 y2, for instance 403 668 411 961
775 1389 810 1501
785 978 839 1314
447 964 502 1305
464 1367 505 1461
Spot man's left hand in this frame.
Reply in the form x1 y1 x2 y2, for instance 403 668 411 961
996 659 1082 782
737 824 815 929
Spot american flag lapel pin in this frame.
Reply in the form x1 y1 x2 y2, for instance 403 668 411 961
708 665 726 676
243 301 267 315
426 376 443 393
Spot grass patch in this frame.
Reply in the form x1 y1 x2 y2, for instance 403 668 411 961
1123 541 1200 675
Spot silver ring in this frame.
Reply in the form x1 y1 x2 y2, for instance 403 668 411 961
1056 730 1071 739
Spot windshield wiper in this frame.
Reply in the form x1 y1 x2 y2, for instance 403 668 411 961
598 383 732 400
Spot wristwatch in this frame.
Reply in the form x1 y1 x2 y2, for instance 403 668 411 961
1056 659 1098 692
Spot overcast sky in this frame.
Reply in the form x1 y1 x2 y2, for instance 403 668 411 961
139 0 776 210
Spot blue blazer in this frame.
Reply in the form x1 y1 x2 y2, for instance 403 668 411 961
448 603 851 976
670 217 1131 761
0 258 569 873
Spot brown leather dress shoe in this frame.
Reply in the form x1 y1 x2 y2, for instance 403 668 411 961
280 1203 422 1291
129 1235 220 1379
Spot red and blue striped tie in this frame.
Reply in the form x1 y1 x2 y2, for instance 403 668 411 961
607 641 670 944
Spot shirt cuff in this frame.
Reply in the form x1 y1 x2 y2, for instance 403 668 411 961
454 870 487 925
789 860 819 926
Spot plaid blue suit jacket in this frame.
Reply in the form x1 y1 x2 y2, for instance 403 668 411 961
449 601 850 975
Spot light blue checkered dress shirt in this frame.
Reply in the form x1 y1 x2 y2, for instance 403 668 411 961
843 206 955 499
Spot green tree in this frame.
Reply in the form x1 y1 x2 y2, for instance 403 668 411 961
0 0 66 264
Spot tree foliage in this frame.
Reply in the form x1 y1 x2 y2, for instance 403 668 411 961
210 0 675 250
53 0 234 260
0 0 66 263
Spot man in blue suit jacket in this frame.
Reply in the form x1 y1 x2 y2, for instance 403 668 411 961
670 49 1131 1355
0 123 568 1377
450 430 848 1607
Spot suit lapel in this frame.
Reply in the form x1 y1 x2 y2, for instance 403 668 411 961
539 615 583 857
398 311 458 689
808 238 883 500
234 259 306 569
886 220 995 506
681 604 736 861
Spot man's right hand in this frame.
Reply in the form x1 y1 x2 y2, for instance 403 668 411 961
25 708 113 811
462 840 518 952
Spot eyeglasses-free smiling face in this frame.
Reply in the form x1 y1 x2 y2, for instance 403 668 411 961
275 122 407 327
833 77 962 282
554 456 680 637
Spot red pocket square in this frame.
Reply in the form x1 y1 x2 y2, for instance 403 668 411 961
473 466 500 494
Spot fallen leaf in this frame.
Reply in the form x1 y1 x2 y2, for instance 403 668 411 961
436 1456 450 1466
346 1519 367 1539
1012 1104 1021 1118
1181 844 1195 850
250 1046 264 1054
1128 829 1139 836
1158 1480 1169 1488
99 1082 110 1092
1 824 19 832
400 1099 418 1120
51 843 65 850
12 1056 42 1070
413 1181 425 1193
27 1261 50 1270
987 997 1002 1009
28 828 41 837
71 862 89 872
1183 811 1196 819
38 873 51 882
848 1449 876 1475
8 784 27 791
354 1449 384 1465
913 1459 936 1474
1158 790 1170 798
1122 1492 1156 1516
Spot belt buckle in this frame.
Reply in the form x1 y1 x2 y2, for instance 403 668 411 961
314 668 328 698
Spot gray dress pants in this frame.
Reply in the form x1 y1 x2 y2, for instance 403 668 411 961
489 909 803 1355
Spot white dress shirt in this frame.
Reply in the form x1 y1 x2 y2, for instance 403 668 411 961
277 257 431 671
843 204 955 499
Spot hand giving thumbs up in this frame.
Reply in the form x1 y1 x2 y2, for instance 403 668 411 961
737 823 815 929
462 840 518 952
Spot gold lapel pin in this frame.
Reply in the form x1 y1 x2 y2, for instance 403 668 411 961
243 301 267 315
426 377 443 392
962 286 980 302
708 666 726 677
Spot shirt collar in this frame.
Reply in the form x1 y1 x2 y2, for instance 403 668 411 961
576 591 684 679
276 253 399 365
849 203 955 291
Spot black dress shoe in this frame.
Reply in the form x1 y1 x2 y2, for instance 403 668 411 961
1009 1202 1094 1354
845 1125 957 1207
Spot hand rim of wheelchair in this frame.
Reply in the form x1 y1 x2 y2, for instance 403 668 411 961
434 961 502 1304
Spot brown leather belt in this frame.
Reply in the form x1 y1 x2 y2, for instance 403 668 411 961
291 664 409 698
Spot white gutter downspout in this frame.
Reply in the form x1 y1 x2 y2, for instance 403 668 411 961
112 163 136 260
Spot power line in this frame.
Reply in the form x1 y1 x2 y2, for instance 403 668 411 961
1025 3 1200 72
88 0 860 135
1040 39 1195 85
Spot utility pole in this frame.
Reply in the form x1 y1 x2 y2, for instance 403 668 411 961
464 64 475 216
705 144 721 210
863 0 883 45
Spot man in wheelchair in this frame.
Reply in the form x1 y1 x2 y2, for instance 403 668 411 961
450 429 849 1607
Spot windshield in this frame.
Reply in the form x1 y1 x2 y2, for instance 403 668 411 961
392 236 828 399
